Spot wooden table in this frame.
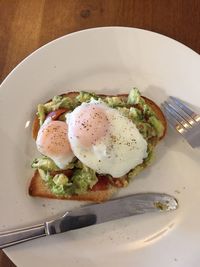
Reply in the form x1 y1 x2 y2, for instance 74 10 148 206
0 0 200 266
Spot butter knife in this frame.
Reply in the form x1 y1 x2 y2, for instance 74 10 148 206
0 193 178 249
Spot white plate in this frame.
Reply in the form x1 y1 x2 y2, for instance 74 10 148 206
0 27 200 267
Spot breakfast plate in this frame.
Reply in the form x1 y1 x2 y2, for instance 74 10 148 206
0 27 200 267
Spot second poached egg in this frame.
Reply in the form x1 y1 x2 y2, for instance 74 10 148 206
67 100 148 177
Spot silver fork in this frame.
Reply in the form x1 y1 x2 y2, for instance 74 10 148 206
162 96 200 148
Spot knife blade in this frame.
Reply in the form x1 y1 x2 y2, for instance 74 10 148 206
0 193 178 249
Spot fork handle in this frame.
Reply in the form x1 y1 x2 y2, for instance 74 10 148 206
0 224 46 249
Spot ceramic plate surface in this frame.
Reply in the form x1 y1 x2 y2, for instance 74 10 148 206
0 27 200 267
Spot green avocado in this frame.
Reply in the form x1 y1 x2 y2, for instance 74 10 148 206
136 122 157 139
50 164 98 196
76 91 98 103
129 107 142 121
72 165 98 194
51 182 75 196
36 159 98 196
32 157 75 171
127 88 141 105
44 95 75 112
53 173 69 185
32 157 59 171
37 104 46 126
117 107 130 117
104 96 126 108
50 174 74 196
37 95 78 126
38 169 52 182
148 116 164 138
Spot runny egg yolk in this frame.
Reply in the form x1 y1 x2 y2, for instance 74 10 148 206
69 105 109 147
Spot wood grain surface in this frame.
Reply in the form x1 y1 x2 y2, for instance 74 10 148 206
0 0 200 266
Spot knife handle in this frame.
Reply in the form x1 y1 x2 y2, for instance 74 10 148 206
0 224 46 249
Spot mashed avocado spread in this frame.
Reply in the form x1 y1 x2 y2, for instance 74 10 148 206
32 88 164 196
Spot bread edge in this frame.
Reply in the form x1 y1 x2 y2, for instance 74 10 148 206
29 170 117 202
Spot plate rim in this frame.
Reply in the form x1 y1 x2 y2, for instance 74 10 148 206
1 26 199 88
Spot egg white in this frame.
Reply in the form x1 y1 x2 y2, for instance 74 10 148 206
67 102 148 177
50 155 74 170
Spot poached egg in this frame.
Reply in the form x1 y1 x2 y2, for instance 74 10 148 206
67 101 148 177
36 118 74 169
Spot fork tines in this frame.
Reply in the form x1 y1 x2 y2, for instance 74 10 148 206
162 97 200 148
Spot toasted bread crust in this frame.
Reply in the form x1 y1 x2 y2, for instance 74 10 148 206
29 170 117 202
30 91 166 202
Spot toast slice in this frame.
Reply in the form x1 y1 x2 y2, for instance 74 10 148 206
29 91 166 202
